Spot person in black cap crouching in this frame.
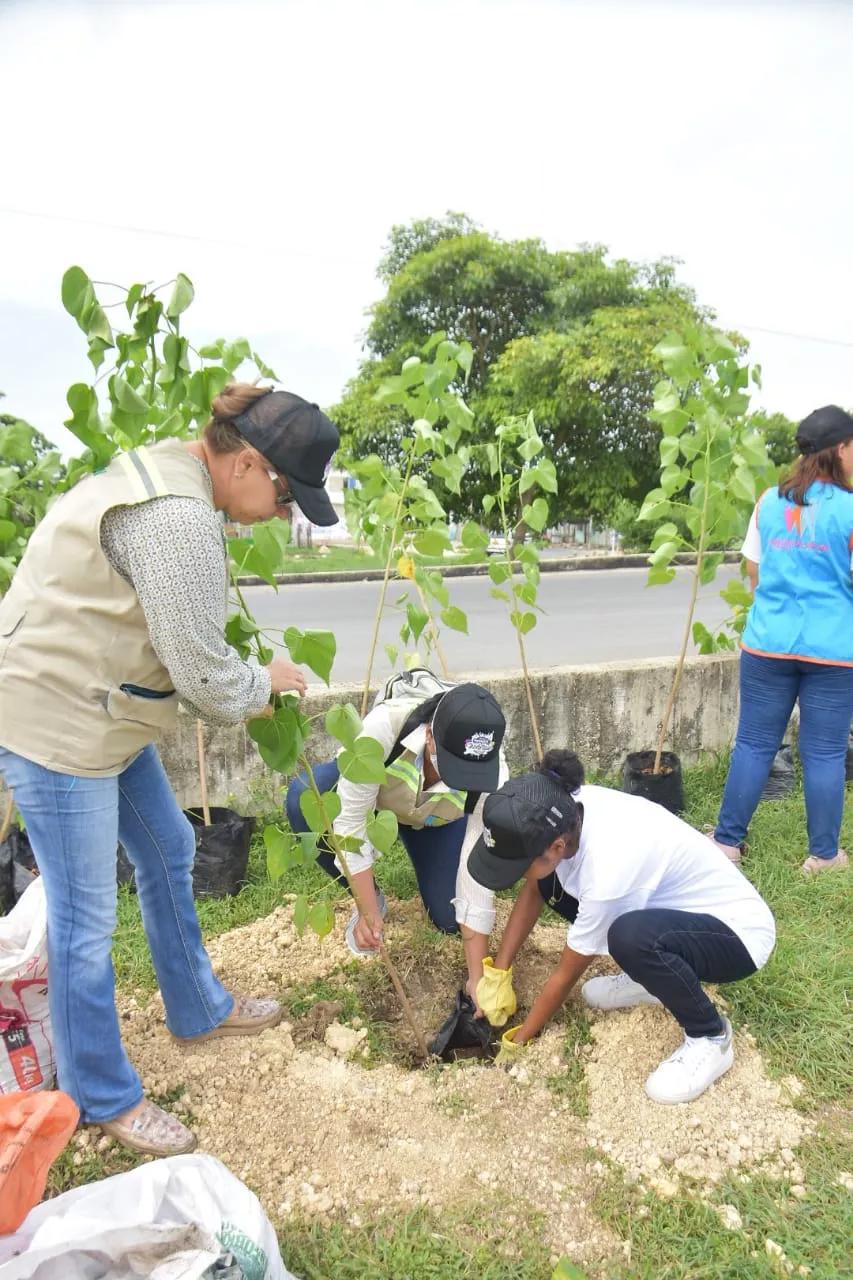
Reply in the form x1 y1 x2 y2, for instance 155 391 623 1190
286 680 508 984
465 750 776 1104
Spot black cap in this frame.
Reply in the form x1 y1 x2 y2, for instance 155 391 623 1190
232 391 340 526
431 683 506 792
467 773 577 891
796 405 853 457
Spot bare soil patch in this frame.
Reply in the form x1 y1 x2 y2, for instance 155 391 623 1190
115 895 807 1262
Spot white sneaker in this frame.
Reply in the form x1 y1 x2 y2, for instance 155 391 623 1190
582 972 662 1011
345 890 387 957
645 1018 734 1104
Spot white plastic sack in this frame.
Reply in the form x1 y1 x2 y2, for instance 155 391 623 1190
0 879 53 1095
0 1154 297 1280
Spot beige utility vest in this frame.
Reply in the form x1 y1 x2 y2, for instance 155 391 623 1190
0 441 215 777
373 700 468 829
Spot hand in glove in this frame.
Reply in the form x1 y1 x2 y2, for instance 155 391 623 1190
494 1025 526 1066
476 958 517 1027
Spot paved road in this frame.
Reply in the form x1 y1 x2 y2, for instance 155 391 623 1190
241 565 741 684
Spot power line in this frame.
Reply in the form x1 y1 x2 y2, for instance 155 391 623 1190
2 205 852 350
0 205 366 268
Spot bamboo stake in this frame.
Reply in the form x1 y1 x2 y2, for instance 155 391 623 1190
196 719 211 826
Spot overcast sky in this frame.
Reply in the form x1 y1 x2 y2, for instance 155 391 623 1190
1 0 851 454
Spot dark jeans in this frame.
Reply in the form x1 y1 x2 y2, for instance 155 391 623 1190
717 650 853 857
285 759 462 933
536 875 756 1038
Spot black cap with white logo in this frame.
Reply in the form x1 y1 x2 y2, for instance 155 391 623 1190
431 683 505 792
467 773 578 892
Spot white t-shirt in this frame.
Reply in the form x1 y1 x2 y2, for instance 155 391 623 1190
554 786 776 969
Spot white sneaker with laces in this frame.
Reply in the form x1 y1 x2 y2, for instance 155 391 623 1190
645 1017 734 1104
345 890 387 957
581 972 662 1011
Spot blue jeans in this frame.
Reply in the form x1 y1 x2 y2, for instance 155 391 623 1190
286 760 462 933
716 650 853 858
0 744 233 1123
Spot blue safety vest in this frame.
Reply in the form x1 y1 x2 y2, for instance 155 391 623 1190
743 481 853 665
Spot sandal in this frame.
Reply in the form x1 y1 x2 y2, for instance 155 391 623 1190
171 996 282 1045
99 1100 197 1157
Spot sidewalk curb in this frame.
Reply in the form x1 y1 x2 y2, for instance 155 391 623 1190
236 550 741 588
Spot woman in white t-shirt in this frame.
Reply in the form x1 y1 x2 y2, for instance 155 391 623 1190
467 750 775 1104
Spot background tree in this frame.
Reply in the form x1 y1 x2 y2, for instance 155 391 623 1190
333 214 713 526
0 393 65 590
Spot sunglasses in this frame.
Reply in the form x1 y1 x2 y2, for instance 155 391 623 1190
266 470 295 508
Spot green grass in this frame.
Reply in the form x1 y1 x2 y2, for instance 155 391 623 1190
252 546 484 576
594 1113 853 1279
102 754 852 1278
278 1203 553 1279
546 1004 594 1116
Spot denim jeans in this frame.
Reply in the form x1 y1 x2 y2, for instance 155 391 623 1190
607 909 757 1038
0 744 233 1123
716 650 853 858
286 760 462 933
536 877 755 1035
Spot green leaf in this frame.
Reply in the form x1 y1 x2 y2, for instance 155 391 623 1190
551 1260 590 1280
299 787 342 833
647 564 677 586
325 702 363 750
112 376 149 416
307 899 336 940
649 540 679 568
721 578 754 609
338 735 387 784
61 266 92 320
247 703 309 773
650 522 679 550
199 340 225 359
660 464 686 495
252 519 291 573
698 552 724 585
522 497 549 533
293 894 309 933
253 351 279 380
490 588 510 602
730 466 756 506
440 605 468 634
166 272 194 319
431 454 465 495
264 825 299 880
284 627 336 685
517 434 543 461
413 528 451 557
64 384 114 467
510 609 537 634
366 809 399 854
489 560 511 585
405 603 430 642
460 521 489 550
659 436 681 466
384 643 400 666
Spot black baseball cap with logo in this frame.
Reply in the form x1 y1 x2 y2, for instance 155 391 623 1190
796 405 853 456
231 390 340 526
431 684 506 792
467 773 578 891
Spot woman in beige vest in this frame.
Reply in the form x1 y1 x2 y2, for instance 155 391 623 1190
0 384 339 1156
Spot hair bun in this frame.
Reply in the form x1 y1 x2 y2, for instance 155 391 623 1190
535 748 585 793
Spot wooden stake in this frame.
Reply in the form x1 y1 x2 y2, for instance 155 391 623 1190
196 719 211 826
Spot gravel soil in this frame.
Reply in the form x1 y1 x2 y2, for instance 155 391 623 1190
114 896 807 1263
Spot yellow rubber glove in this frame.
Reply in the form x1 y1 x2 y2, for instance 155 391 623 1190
494 1025 526 1066
476 958 518 1027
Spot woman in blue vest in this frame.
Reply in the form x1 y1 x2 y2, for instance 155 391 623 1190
710 405 853 875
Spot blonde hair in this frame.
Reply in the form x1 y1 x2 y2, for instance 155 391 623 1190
203 383 273 455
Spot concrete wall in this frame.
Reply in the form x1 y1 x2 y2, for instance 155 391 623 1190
157 652 740 811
